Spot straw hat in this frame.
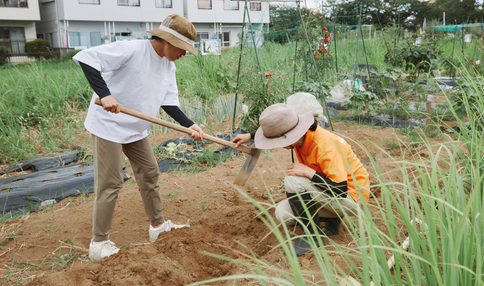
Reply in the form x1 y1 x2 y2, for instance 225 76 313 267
254 103 314 149
147 14 198 56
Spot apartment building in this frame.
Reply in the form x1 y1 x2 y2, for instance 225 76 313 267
0 0 40 53
36 0 269 50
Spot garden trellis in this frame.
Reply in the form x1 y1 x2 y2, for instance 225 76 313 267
432 23 484 78
232 0 335 132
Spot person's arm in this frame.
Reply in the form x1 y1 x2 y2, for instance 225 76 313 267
160 106 194 128
311 172 347 197
160 105 203 141
79 61 120 113
232 132 254 147
79 61 111 98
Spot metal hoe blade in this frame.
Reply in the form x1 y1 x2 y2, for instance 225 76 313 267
233 148 261 186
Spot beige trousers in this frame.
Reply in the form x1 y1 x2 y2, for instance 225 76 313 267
275 175 361 226
92 135 163 241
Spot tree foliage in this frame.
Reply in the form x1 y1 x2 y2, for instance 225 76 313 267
332 0 484 29
332 0 423 28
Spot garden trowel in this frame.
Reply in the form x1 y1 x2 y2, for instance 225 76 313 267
94 99 260 186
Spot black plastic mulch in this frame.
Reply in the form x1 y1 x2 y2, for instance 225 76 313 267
1 130 254 216
0 150 85 175
344 114 425 129
0 150 130 216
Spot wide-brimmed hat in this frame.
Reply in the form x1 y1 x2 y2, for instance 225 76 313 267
254 103 314 149
147 14 198 56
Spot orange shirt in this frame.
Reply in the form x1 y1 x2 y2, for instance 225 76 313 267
294 126 370 203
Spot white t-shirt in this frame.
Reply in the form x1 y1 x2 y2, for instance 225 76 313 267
73 40 179 144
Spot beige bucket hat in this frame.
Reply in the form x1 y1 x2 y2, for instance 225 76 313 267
147 14 198 56
254 103 314 149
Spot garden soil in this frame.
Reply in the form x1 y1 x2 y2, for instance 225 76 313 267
0 119 446 285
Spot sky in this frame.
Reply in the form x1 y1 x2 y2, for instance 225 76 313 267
304 0 320 9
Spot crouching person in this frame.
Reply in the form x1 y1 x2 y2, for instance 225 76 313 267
232 103 370 256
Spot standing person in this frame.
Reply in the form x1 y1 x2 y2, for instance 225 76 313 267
73 14 204 261
232 103 370 256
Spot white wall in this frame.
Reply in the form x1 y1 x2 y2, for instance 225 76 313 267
186 0 269 24
59 0 183 22
0 0 40 21
36 0 270 48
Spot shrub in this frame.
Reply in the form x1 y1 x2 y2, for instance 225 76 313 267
25 39 53 59
384 39 442 75
61 50 82 61
0 45 9 66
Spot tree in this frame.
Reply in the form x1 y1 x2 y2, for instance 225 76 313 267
432 0 484 24
333 0 484 30
333 0 423 29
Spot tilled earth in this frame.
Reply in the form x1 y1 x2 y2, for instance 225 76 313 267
0 120 438 285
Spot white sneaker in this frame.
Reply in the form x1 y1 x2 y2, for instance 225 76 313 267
149 220 190 242
89 240 120 261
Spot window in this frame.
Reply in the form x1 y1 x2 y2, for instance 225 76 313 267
155 0 171 8
79 0 100 4
198 0 211 9
249 1 261 11
0 27 26 53
117 0 139 6
90 32 102 46
223 0 238 10
217 32 230 47
68 31 81 47
68 31 92 48
195 32 209 49
1 0 28 8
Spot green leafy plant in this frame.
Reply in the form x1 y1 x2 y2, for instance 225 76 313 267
190 145 230 169
293 81 332 100
384 39 442 78
240 72 284 132
345 90 384 116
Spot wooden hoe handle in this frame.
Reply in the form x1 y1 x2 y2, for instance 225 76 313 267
94 98 255 155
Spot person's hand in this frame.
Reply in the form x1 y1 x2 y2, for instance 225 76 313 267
231 133 251 148
286 163 316 179
100 95 120 113
189 124 203 141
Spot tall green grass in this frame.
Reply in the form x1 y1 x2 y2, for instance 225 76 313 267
0 61 90 165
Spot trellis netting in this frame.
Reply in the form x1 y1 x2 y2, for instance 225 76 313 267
431 23 484 74
232 1 376 131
